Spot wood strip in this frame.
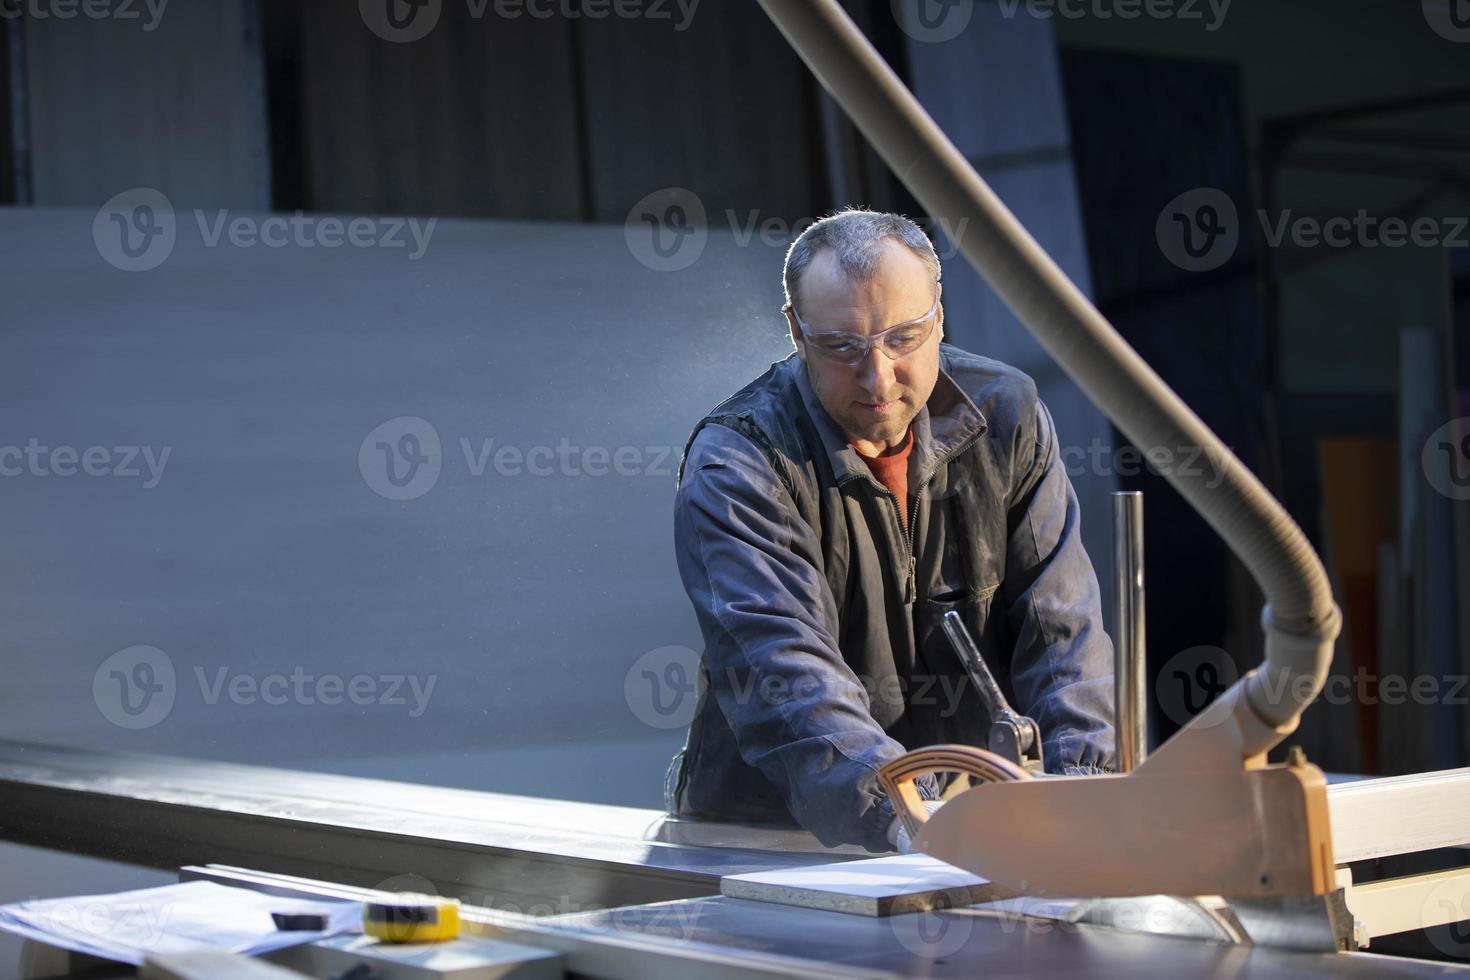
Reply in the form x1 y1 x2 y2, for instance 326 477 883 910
1345 866 1470 940
1328 768 1470 862
721 853 1010 917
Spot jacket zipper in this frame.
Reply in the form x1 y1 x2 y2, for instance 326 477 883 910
866 431 985 606
871 484 914 603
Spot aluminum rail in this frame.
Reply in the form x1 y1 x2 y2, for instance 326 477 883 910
757 0 1341 755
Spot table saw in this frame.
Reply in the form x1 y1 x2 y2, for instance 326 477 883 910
1 740 1467 977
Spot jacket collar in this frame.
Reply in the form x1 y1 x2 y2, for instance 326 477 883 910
792 344 988 488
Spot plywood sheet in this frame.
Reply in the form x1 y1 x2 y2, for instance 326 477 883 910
721 853 1005 917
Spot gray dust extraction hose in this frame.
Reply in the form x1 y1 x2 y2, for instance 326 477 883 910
758 0 1340 754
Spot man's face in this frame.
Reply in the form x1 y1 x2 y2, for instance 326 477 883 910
787 242 943 454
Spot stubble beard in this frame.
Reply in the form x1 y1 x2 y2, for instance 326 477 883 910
835 398 919 448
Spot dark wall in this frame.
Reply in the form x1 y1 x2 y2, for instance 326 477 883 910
1060 47 1269 743
296 3 586 219
275 2 828 224
0 20 17 204
1457 247 1470 404
20 0 269 209
574 2 826 223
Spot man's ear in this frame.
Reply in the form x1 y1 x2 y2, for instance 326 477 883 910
783 306 805 360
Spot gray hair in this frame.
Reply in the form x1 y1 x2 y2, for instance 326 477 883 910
781 209 941 311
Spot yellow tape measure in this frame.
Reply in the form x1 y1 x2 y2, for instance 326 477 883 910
363 894 461 943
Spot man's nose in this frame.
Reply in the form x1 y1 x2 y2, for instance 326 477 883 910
856 344 896 396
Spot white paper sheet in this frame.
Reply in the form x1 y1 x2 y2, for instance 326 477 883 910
0 880 361 967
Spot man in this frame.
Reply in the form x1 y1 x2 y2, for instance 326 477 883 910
665 209 1115 853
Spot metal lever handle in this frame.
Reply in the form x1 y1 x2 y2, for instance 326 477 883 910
940 610 1044 773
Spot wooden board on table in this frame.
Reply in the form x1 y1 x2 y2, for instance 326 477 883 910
721 853 1009 917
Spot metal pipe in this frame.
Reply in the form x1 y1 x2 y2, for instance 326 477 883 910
757 0 1340 755
1113 491 1147 771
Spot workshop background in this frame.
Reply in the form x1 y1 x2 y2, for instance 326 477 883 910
1 0 1467 967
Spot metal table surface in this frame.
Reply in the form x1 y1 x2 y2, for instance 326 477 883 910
183 865 1470 979
547 895 1470 979
0 739 863 913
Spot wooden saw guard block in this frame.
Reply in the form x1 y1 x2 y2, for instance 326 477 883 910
904 756 1336 899
877 676 1338 900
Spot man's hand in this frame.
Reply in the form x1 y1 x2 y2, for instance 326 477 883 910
886 799 944 853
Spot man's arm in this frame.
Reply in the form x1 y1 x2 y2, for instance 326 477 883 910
1000 398 1117 774
674 422 931 850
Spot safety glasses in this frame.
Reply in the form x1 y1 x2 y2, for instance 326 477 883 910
785 283 941 365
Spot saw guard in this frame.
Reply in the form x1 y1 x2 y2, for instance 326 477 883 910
880 675 1338 899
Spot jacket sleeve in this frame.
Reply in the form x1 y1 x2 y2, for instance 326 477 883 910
1000 398 1118 774
674 421 930 850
